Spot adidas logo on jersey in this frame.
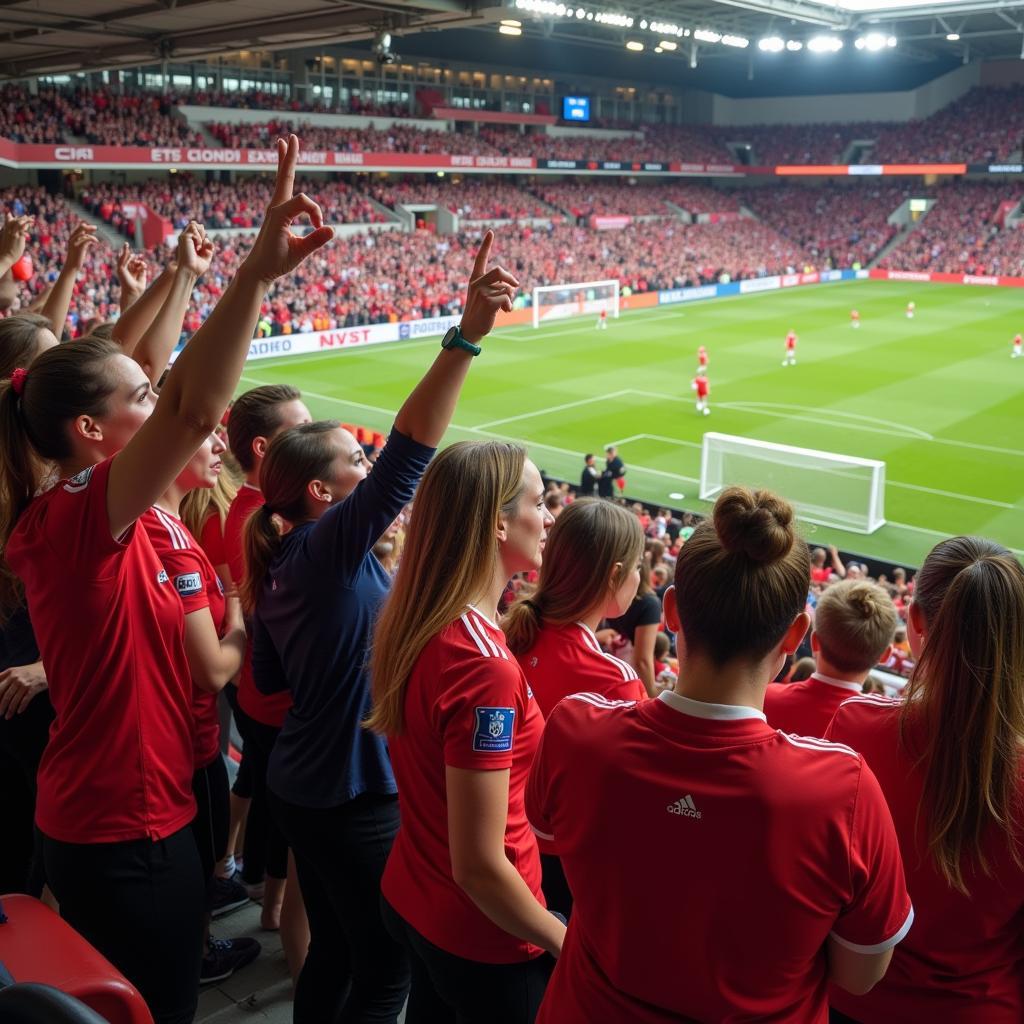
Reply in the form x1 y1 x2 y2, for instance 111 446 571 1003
667 794 702 819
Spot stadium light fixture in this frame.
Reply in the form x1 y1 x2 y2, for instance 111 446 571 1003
626 39 644 50
694 28 722 43
786 39 803 50
640 18 648 28
650 20 684 37
855 32 889 49
499 23 522 34
659 39 678 50
808 34 843 52
946 31 959 40
500 19 522 26
654 45 662 52
722 34 750 48
576 7 585 16
758 36 785 52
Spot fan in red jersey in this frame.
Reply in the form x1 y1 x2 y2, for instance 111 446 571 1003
527 486 912 1024
826 536 1024 1024
369 442 562 1023
764 579 896 738
505 498 646 919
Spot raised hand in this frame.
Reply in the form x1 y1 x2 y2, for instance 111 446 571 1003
176 221 215 278
117 242 149 295
460 230 519 345
0 214 32 268
241 135 334 287
65 221 99 271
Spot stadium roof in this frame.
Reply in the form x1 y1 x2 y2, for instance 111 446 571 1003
1 0 1023 88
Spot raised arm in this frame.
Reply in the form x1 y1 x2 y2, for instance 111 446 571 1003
132 223 211 386
0 215 32 279
105 135 334 540
39 222 98 338
115 243 149 313
393 230 518 448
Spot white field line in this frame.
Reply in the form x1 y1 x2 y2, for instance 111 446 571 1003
475 390 632 429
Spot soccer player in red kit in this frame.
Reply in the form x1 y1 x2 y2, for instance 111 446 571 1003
527 487 912 1023
1012 333 1021 359
370 443 563 1023
905 301 915 319
697 344 708 374
692 372 710 415
783 330 797 366
851 309 861 328
0 136 333 1024
764 579 896 738
505 499 645 919
827 537 1024 1024
595 308 607 330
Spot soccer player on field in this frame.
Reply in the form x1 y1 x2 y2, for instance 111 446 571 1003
596 308 608 330
783 330 797 366
906 301 915 319
1012 333 1022 358
697 344 708 374
692 372 710 415
851 309 861 329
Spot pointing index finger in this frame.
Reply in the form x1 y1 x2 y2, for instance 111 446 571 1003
471 229 494 281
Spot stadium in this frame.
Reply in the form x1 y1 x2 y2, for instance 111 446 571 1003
1 0 1023 1022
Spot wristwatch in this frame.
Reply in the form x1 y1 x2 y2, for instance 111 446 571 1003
441 324 481 357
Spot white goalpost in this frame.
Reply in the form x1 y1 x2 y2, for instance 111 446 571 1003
532 279 620 329
700 432 886 534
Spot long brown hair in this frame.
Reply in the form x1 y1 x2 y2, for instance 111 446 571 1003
672 486 809 664
0 336 122 615
241 420 340 614
0 313 53 378
902 536 1024 893
504 498 643 656
367 441 527 736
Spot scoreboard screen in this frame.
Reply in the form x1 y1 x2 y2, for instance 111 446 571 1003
563 96 590 122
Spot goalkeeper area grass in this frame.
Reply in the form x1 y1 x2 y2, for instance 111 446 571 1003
237 279 1024 568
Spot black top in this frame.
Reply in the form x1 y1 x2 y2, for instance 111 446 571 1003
606 591 662 644
579 463 599 497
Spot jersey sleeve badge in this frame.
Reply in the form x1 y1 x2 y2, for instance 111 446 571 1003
473 707 516 753
174 572 203 596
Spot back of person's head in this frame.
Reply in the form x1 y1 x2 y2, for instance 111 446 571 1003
903 535 1024 893
504 498 643 656
241 420 339 614
228 383 302 473
672 486 809 665
811 546 826 567
0 313 56 378
368 440 527 735
0 335 123 613
813 579 897 675
654 631 670 660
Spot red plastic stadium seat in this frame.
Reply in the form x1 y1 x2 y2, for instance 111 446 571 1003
372 432 386 449
356 426 368 444
0 895 153 1024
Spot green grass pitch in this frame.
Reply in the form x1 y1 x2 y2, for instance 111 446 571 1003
237 279 1024 568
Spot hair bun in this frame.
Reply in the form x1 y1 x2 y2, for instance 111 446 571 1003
713 486 795 564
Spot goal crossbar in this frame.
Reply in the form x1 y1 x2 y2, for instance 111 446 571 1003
532 278 620 329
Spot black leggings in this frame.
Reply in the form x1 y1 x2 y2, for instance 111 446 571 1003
540 853 573 921
42 825 205 1024
192 755 230 885
271 791 409 1024
381 898 553 1024
232 702 288 883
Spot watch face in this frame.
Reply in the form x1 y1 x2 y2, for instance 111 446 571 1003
442 325 459 348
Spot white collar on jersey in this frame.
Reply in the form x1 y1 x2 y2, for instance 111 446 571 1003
810 672 863 693
466 604 501 630
658 689 767 722
242 482 261 492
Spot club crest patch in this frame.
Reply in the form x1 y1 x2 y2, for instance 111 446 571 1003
473 707 515 753
175 572 203 597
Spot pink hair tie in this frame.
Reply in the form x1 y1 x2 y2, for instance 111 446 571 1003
9 366 27 397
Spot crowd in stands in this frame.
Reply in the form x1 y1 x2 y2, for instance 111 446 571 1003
366 178 554 220
742 183 905 267
79 176 389 231
879 181 1018 274
0 134 1023 1024
206 118 454 154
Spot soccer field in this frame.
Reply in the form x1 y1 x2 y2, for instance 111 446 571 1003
237 279 1024 568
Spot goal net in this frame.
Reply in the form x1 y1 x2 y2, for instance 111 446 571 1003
532 279 620 329
700 433 886 534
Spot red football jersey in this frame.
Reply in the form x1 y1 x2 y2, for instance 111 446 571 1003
6 458 195 843
224 483 291 726
528 690 913 1023
786 332 797 349
143 506 226 769
827 694 1024 1023
198 508 227 570
851 310 860 320
693 376 709 399
515 621 645 719
763 673 863 739
382 606 546 964
698 347 708 364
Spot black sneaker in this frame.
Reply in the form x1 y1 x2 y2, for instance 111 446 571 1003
210 875 250 919
200 936 261 984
